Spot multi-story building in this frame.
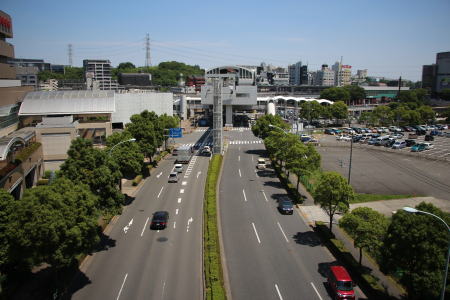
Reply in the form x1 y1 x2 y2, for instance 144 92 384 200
435 52 450 93
39 79 58 91
7 58 65 73
288 62 308 86
315 64 335 86
272 72 290 86
83 59 119 90
422 64 436 91
15 66 39 88
332 62 352 86
185 75 205 92
0 10 43 199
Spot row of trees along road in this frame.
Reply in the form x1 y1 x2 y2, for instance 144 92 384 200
0 110 179 296
340 203 450 299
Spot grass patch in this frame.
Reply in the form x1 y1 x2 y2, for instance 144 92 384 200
204 154 226 300
352 193 415 204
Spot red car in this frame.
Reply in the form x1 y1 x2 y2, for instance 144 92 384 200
327 266 355 299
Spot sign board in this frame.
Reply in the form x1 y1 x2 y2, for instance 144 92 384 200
169 128 182 138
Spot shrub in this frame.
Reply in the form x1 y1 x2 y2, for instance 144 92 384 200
132 175 143 186
37 179 49 185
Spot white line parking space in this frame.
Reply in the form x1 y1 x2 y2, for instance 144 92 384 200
275 284 283 300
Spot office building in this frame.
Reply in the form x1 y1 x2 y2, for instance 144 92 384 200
288 62 308 86
83 59 119 90
422 64 436 91
435 51 450 93
332 62 352 86
15 66 39 88
8 58 65 74
315 64 335 86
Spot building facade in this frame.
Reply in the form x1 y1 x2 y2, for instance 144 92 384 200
315 64 335 86
83 59 119 90
436 51 450 93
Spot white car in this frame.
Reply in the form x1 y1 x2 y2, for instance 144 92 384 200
173 164 183 173
202 146 211 155
423 142 434 150
168 172 178 183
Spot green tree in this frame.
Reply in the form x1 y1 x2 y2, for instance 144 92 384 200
313 172 353 233
299 101 323 123
1 179 99 276
117 62 136 69
381 202 450 299
442 107 450 122
417 105 436 124
339 207 388 265
396 90 418 104
440 88 450 101
59 138 124 212
414 88 429 105
0 190 15 272
106 131 144 177
286 143 321 190
320 87 350 103
329 101 348 124
372 105 393 126
343 85 366 102
126 110 160 159
251 114 289 140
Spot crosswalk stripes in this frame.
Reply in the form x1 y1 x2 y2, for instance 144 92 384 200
179 142 214 148
229 140 263 145
230 127 251 131
195 128 209 132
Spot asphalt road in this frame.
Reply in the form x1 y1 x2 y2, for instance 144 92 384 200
220 129 364 300
70 129 212 300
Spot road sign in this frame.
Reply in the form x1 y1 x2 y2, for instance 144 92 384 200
169 128 182 138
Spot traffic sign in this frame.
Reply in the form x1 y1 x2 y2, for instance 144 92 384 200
169 128 182 138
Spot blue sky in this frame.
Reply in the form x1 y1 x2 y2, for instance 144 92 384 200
3 0 450 80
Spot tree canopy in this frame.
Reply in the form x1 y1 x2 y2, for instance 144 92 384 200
343 85 366 102
106 131 144 177
251 114 290 140
320 87 351 102
314 172 353 232
381 202 450 299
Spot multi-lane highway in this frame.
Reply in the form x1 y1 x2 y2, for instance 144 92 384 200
220 128 362 300
70 129 211 300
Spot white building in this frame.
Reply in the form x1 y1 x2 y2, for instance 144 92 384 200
83 59 119 90
315 64 335 86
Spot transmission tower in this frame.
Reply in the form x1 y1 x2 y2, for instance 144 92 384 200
145 34 151 67
68 44 73 66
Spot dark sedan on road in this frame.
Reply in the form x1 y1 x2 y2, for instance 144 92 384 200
150 211 169 230
278 199 294 215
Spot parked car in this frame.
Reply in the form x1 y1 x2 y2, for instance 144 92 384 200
278 199 294 215
358 136 369 144
390 133 404 139
374 136 390 146
423 142 434 150
445 132 450 138
411 143 426 152
202 145 212 155
405 139 416 147
368 137 378 145
392 141 407 149
424 135 434 141
324 128 335 135
384 138 396 147
168 172 178 183
327 266 356 300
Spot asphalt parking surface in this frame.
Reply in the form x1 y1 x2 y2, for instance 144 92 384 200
316 136 450 201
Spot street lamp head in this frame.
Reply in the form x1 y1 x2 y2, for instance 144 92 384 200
268 124 274 128
129 138 137 142
402 207 419 213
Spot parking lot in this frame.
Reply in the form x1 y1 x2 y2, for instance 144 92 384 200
315 132 450 201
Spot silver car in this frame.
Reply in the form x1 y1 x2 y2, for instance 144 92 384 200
168 172 178 183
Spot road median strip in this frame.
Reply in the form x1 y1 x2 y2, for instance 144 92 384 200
203 154 226 300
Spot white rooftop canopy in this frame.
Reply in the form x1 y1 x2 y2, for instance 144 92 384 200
19 90 115 116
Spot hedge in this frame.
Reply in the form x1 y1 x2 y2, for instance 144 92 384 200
204 154 226 300
37 179 49 186
14 142 41 164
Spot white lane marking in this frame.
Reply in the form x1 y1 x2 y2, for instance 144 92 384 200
184 176 189 178
311 282 323 300
277 222 289 243
116 273 128 300
157 187 164 198
173 221 176 229
180 189 185 194
187 217 193 232
242 189 247 202
123 218 133 234
239 169 242 177
275 284 283 300
262 191 268 202
141 217 149 237
251 156 254 162
176 208 179 215
156 172 163 178
178 198 182 203
255 169 259 177
238 155 240 161
252 222 261 244
162 281 166 299
182 181 187 186
197 171 201 178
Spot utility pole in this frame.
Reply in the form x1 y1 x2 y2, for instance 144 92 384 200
68 44 73 66
145 34 151 67
397 76 402 100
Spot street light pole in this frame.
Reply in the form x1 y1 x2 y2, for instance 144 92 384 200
402 207 450 300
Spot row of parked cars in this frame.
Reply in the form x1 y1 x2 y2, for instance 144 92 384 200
325 124 448 135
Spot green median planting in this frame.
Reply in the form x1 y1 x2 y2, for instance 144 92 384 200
203 154 226 300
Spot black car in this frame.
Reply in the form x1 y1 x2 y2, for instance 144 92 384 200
384 139 396 147
424 135 434 141
278 199 294 215
405 139 416 147
150 211 169 230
